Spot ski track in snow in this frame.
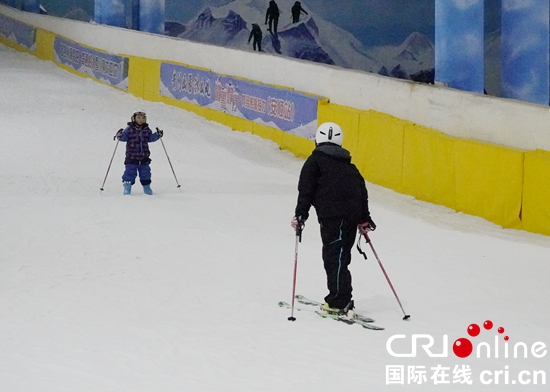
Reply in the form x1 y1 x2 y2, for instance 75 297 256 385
1 43 549 391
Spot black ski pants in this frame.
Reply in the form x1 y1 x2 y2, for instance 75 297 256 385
319 216 358 309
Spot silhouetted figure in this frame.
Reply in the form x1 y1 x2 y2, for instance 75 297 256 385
248 23 263 52
265 0 280 35
291 1 308 23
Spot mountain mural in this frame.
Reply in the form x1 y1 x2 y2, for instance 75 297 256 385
165 0 435 83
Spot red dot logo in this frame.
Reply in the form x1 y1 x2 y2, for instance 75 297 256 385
484 320 493 330
453 338 473 358
498 327 505 334
467 323 480 337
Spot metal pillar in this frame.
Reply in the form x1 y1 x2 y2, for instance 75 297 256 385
501 0 549 105
435 0 484 93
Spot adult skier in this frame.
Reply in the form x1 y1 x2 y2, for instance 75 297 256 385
115 110 163 195
291 122 376 316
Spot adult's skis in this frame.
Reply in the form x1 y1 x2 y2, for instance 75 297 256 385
279 295 384 331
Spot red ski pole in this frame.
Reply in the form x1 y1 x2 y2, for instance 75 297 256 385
359 229 410 320
288 222 303 321
100 130 122 192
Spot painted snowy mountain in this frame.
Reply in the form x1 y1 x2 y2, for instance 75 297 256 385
176 7 249 48
166 0 434 80
367 31 435 80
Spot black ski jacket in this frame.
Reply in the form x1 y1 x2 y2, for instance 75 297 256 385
295 143 371 223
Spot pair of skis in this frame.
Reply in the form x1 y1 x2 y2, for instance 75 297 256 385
279 295 384 330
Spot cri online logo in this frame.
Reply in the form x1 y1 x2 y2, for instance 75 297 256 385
387 320 547 359
454 320 507 358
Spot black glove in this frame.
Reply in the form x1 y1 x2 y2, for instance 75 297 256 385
114 128 123 140
156 127 164 138
358 217 376 233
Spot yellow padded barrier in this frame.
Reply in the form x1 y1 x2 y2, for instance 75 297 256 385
226 115 255 135
282 132 315 158
356 110 405 193
522 149 550 235
454 139 523 228
317 102 361 157
403 123 456 209
252 123 284 146
35 29 55 61
128 56 160 100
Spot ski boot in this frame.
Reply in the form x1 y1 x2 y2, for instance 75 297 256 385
123 181 132 195
143 184 153 195
320 300 355 320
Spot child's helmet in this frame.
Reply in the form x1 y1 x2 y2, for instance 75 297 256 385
315 122 343 146
131 110 146 122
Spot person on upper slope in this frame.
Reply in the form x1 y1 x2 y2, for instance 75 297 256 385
248 23 263 52
291 1 308 23
115 110 163 195
265 0 280 35
291 122 376 317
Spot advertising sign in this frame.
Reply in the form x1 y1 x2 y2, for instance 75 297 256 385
0 13 36 50
53 37 129 90
160 62 321 139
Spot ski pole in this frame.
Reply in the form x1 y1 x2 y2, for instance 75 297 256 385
358 229 411 320
288 221 304 321
158 128 182 190
100 129 122 192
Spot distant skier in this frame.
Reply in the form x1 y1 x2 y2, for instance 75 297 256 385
114 110 163 195
265 0 280 35
291 122 376 317
248 23 263 52
291 1 308 23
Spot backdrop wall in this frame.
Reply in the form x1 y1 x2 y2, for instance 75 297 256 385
2 4 550 236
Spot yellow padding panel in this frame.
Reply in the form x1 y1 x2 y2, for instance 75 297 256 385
522 149 550 235
454 139 523 228
35 29 55 61
282 132 315 158
128 56 159 100
253 123 284 146
226 115 254 134
317 103 361 157
403 123 456 209
356 110 405 193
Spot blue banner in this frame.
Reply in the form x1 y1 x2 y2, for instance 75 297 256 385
160 62 320 138
0 13 36 50
53 37 129 90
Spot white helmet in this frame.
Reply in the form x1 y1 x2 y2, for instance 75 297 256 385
315 122 343 146
131 110 147 122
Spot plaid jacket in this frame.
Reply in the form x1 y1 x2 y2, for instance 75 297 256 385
119 122 160 162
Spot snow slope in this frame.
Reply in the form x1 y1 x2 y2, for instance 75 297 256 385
1 43 549 391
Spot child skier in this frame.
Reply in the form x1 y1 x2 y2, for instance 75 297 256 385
115 110 163 195
291 122 376 317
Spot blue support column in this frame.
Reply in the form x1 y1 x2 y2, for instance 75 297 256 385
435 0 484 93
94 0 126 28
22 0 40 13
138 0 165 35
501 0 549 105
